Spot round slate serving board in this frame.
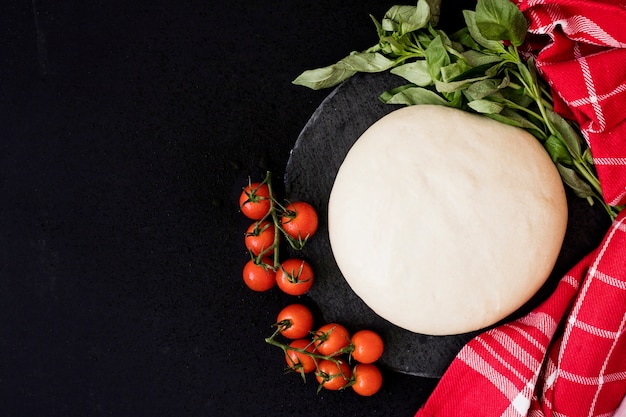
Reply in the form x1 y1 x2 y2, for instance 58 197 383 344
284 71 611 377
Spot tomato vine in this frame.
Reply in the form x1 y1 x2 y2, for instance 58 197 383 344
239 173 385 395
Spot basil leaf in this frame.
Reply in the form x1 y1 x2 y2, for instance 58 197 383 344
475 0 528 46
337 52 396 72
292 52 395 90
556 163 595 199
424 35 449 80
382 0 431 35
499 84 535 109
484 109 544 135
381 86 449 106
501 108 543 130
378 35 409 56
461 50 503 67
390 61 432 86
446 90 464 108
451 27 481 50
435 74 489 93
468 99 505 114
463 10 504 51
545 109 583 159
379 83 414 102
440 61 472 82
545 135 573 165
292 65 357 90
465 79 501 100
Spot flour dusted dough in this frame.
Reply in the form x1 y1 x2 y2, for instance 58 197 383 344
328 105 568 335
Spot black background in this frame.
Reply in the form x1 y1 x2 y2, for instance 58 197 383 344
1 1 470 416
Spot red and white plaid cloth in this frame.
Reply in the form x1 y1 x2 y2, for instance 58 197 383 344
416 211 626 416
415 1 626 416
518 0 626 207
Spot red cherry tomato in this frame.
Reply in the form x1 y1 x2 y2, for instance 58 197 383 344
313 323 350 356
285 339 317 374
275 259 314 296
242 258 275 292
244 221 275 257
281 202 318 242
239 182 271 220
351 363 383 396
315 359 351 391
277 304 314 339
350 329 384 364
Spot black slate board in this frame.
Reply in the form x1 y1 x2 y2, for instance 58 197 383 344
284 71 611 377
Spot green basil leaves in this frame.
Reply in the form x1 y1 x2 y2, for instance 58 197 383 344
293 0 621 219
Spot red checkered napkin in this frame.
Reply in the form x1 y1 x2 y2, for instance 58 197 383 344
415 212 626 416
415 1 626 415
518 0 626 207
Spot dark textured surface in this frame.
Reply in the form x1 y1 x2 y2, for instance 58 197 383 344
1 1 610 416
1 1 449 416
285 72 611 377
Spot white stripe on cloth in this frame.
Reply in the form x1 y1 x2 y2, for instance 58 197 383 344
504 381 535 416
487 331 542 371
590 268 626 289
588 314 626 417
556 369 626 385
475 336 532 382
514 311 559 338
458 345 522 403
594 158 626 166
573 43 606 133
570 316 626 339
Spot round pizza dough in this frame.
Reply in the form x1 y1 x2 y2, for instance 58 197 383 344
328 105 568 335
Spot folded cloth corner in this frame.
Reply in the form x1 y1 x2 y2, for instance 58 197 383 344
515 0 626 207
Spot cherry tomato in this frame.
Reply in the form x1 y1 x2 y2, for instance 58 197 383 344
351 363 383 396
350 330 384 364
239 182 271 220
285 339 316 374
313 323 350 356
275 259 314 296
242 257 275 292
281 202 318 242
315 359 351 391
277 304 314 339
244 221 275 257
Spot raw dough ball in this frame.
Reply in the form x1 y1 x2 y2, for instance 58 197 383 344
328 105 568 335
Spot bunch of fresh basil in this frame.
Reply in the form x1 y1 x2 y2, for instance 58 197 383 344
294 0 622 220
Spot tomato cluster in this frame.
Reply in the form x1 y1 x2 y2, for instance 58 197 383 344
239 173 318 295
268 303 385 396
239 172 385 396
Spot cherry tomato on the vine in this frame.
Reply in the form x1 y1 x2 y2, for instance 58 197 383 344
313 323 351 356
351 363 383 396
239 182 271 220
275 259 314 296
277 304 314 339
281 202 318 242
242 257 276 292
315 359 351 391
244 220 275 257
285 338 317 375
350 329 384 364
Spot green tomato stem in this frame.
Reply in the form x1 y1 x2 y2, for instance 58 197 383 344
264 330 353 372
258 170 311 269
